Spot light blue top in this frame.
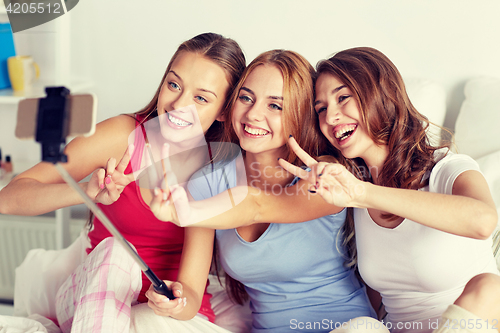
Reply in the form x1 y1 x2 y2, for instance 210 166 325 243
189 158 375 332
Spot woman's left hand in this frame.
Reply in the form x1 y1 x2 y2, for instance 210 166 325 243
86 144 135 205
145 281 187 317
150 184 192 225
278 136 367 207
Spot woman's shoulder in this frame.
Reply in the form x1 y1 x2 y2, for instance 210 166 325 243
65 114 137 163
91 114 137 143
429 148 480 194
97 114 137 131
432 148 478 170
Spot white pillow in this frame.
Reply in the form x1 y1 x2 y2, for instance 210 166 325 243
455 77 500 160
404 78 447 146
13 231 90 319
476 149 500 211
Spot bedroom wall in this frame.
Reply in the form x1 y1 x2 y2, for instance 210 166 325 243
2 0 500 165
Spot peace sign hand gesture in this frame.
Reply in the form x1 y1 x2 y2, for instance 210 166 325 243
86 144 135 205
148 143 192 225
278 136 367 208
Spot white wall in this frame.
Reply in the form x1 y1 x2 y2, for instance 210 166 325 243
73 0 500 126
2 0 500 165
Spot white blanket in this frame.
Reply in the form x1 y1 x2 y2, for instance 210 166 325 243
0 314 61 333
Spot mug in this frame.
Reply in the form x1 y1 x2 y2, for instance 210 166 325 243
7 55 40 91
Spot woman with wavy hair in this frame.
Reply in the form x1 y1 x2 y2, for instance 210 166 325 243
279 47 500 333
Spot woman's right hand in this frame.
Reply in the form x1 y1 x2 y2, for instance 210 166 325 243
279 136 367 208
86 144 135 205
145 281 187 317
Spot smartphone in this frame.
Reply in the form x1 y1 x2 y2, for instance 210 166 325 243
15 93 97 140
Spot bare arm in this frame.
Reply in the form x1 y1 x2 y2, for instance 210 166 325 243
360 170 497 239
279 137 497 240
0 115 135 216
145 227 214 320
151 178 344 229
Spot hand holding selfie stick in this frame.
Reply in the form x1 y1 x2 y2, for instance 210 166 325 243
32 86 175 299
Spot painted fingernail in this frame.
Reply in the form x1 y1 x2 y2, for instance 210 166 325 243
163 298 170 302
318 173 323 177
289 134 293 138
163 192 168 201
308 189 316 193
178 298 183 304
277 157 281 161
183 298 187 307
154 187 160 196
105 175 112 184
99 183 105 189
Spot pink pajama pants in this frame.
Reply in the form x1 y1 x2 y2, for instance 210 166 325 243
55 237 142 333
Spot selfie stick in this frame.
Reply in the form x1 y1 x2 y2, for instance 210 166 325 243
35 87 175 299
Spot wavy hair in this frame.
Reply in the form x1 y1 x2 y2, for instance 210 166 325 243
316 47 451 268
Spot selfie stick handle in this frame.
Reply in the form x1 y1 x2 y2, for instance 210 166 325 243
37 87 175 299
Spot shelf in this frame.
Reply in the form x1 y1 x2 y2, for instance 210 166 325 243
0 80 93 104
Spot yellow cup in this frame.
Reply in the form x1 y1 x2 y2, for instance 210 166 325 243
7 56 40 91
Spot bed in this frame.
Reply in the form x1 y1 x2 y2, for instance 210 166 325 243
0 76 499 333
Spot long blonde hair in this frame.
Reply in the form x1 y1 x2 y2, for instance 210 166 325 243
219 49 322 304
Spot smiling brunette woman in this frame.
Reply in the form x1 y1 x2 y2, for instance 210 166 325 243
279 47 500 333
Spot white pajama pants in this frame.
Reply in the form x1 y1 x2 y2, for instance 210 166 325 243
129 303 232 333
55 237 142 333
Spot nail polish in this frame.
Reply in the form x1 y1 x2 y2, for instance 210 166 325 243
3 155 12 173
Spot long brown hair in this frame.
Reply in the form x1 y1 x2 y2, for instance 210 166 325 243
218 49 322 305
316 47 450 267
135 32 246 142
88 33 245 229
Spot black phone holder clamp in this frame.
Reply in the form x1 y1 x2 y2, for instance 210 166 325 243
35 86 71 164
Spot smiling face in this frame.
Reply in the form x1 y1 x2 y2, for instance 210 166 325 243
315 73 383 163
156 51 230 144
231 64 287 157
